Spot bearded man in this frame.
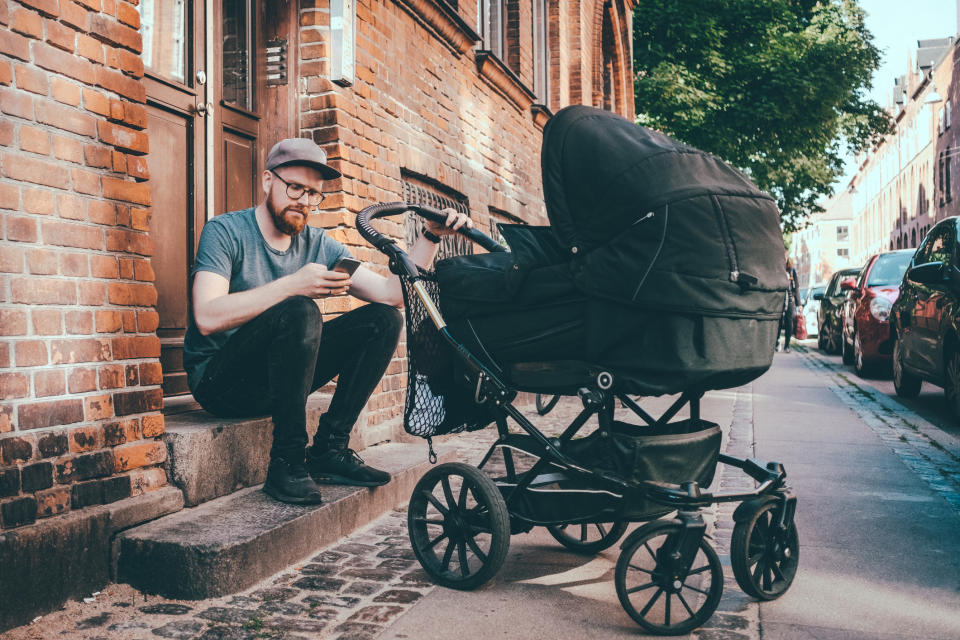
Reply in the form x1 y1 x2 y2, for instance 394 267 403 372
183 138 471 504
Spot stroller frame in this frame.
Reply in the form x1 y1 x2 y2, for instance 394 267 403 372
357 203 799 635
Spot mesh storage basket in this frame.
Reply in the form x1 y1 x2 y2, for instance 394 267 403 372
401 273 494 437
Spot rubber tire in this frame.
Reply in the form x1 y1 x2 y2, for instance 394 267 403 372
615 519 724 635
944 350 960 421
841 331 855 365
546 520 629 554
853 331 871 378
817 330 827 351
535 394 561 416
730 499 799 601
892 338 921 398
408 462 510 590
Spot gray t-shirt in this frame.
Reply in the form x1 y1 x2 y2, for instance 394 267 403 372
183 207 352 391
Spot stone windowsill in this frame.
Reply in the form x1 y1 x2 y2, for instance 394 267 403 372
531 103 553 130
475 50 536 113
392 0 479 55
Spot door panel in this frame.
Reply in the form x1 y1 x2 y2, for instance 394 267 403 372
223 131 258 213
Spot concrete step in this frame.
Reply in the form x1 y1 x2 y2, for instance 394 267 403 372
116 440 451 600
162 394 332 507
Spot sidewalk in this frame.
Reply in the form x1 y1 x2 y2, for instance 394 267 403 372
4 348 960 639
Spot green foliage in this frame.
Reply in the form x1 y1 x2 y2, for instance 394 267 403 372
633 0 891 232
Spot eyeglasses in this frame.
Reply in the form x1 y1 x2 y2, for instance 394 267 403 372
270 171 325 206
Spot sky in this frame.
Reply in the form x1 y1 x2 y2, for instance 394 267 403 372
836 1 957 185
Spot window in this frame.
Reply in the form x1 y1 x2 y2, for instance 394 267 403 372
948 100 952 129
478 0 505 60
915 223 954 266
222 0 254 110
947 146 953 203
837 248 849 258
939 107 946 135
402 173 473 261
836 225 849 242
532 0 549 102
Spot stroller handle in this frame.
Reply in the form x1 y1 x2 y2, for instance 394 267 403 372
356 201 506 254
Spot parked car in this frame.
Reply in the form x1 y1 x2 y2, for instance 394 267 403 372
816 267 862 354
840 249 914 375
891 217 960 416
802 284 826 337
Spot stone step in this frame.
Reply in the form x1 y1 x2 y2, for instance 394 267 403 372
163 393 332 507
116 440 451 600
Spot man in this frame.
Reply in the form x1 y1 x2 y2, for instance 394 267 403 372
184 138 471 505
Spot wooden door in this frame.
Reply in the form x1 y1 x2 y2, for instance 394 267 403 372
140 0 208 396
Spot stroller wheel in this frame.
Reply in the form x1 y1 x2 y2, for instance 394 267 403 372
730 499 799 600
546 520 628 554
535 393 561 415
407 462 510 590
615 520 723 636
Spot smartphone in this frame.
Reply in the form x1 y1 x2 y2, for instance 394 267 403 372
333 257 362 275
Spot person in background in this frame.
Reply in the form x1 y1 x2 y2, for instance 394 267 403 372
183 138 471 505
777 258 801 353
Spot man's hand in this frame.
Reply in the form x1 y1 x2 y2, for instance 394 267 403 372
286 263 352 298
424 207 473 237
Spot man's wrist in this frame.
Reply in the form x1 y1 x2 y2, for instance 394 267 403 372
421 227 442 244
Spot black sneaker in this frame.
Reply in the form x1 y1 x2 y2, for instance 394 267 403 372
263 458 324 505
307 448 391 487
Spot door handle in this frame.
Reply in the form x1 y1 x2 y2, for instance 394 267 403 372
193 102 213 117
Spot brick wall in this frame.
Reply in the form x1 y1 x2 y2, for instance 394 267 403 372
296 0 633 443
0 0 166 531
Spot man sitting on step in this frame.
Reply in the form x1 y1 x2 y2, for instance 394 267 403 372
182 138 471 505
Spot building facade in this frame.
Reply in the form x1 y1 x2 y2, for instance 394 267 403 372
790 189 854 290
0 0 635 628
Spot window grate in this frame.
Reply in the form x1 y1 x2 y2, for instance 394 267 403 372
402 177 473 261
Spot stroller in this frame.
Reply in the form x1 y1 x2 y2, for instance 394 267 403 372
355 106 798 635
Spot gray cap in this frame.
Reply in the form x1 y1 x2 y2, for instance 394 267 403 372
265 138 341 180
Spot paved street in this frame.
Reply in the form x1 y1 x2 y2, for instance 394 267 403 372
4 345 960 640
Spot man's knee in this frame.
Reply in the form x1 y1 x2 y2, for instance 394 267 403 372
269 296 323 344
366 303 403 341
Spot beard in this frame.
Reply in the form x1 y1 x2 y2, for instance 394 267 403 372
266 191 308 236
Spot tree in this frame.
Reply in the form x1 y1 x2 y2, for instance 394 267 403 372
633 0 891 232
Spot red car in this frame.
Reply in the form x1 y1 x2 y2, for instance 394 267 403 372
841 249 914 376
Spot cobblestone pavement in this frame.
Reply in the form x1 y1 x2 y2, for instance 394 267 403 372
6 394 766 640
794 345 960 514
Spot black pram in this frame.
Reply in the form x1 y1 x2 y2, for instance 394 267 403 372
355 105 798 635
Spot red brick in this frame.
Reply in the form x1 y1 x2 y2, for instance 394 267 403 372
57 193 85 219
0 344 9 370
15 340 48 366
112 388 161 416
19 128 50 156
45 19 77 52
0 29 31 61
6 215 37 242
19 0 60 18
87 200 114 225
2 154 69 188
119 101 146 129
11 278 75 304
115 203 130 227
52 135 84 163
31 308 62 334
49 338 111 364
101 0 114 16
0 372 29 399
35 100 97 137
20 399 83 430
81 87 109 116
71 167 100 195
136 310 159 333
67 425 101 452
42 220 102 250
103 418 139 445
94 65 145 103
116 1 139 28
10 8 43 38
14 64 48 95
0 2 8 24
65 310 92 334
121 310 135 332
67 367 96 393
59 252 88 276
101 176 150 205
0 245 23 273
140 413 164 438
34 369 65 397
138 361 162 386
117 256 132 279
90 255 117 279
88 14 141 54
60 0 88 30
77 280 105 305
83 394 113 420
107 282 156 306
105 229 151 255
22 187 55 214
0 435 34 464
97 119 147 154
50 77 81 106
83 143 111 168
0 183 17 208
0 86 34 118
132 258 154 282
94 310 121 332
75 32 103 62
0 61 10 86
35 485 71 518
111 335 160 359
111 150 126 173
113 439 165 472
98 364 123 389
126 155 148 181
0 309 27 337
34 42 95 85
25 248 58 275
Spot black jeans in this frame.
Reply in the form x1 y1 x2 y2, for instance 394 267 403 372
192 296 403 462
